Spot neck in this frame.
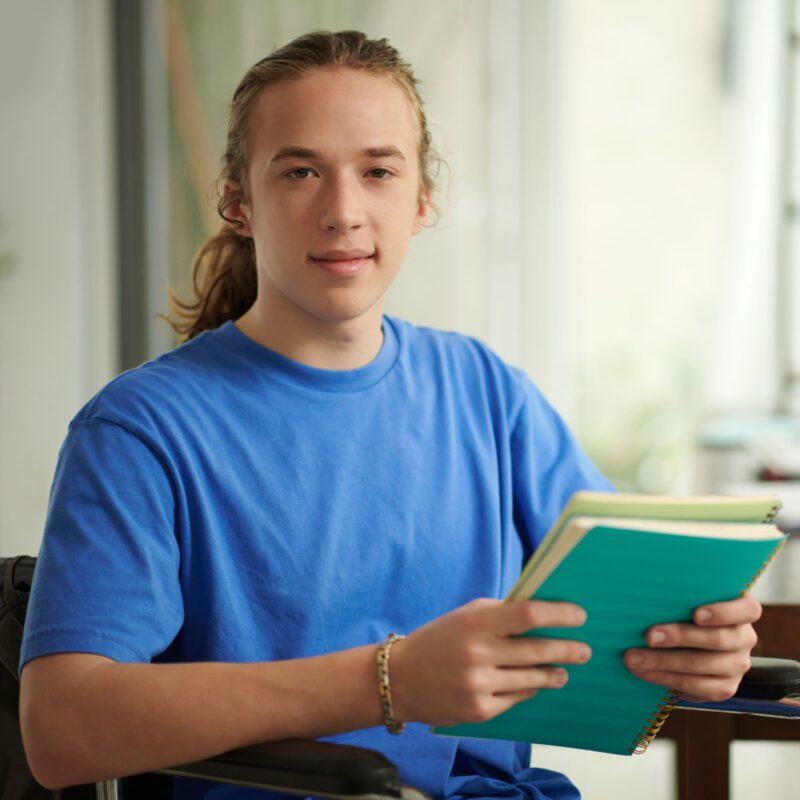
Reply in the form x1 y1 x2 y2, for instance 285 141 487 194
234 296 385 371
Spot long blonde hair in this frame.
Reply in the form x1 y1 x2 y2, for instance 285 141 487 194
167 30 440 340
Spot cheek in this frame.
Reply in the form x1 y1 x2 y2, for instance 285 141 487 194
259 196 311 237
378 189 425 232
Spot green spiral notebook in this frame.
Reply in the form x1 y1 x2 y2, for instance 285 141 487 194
433 491 787 755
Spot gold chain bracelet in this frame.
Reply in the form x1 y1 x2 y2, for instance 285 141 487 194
376 632 405 734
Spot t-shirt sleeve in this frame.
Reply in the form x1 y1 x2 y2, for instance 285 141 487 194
510 378 616 553
20 417 184 672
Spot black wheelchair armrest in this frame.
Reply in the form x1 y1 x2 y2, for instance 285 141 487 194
735 656 800 701
160 738 404 798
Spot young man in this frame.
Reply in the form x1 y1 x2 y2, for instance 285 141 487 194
20 32 759 800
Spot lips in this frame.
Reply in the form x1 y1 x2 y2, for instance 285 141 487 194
311 249 374 261
309 249 375 276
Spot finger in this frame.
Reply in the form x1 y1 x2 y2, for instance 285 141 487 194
692 595 762 627
628 669 742 703
493 666 570 695
499 687 539 703
644 622 757 652
496 637 591 667
624 647 751 678
499 600 587 636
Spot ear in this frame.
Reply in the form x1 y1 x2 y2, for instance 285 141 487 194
411 188 432 235
222 180 252 236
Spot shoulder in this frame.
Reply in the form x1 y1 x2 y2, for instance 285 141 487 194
73 327 228 438
387 316 532 418
389 317 522 376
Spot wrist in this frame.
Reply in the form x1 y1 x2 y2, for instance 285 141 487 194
376 633 406 734
385 635 416 725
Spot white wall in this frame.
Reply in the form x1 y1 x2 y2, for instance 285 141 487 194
0 0 117 555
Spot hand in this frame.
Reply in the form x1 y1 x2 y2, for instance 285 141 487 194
389 598 591 727
623 595 761 702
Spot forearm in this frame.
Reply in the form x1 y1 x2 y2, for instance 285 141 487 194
20 647 382 789
21 598 594 790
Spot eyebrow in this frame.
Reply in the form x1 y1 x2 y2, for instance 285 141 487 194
270 146 407 163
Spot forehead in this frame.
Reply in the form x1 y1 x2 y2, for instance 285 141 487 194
247 68 420 159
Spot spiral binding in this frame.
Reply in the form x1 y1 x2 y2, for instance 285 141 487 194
629 689 680 754
739 501 784 598
741 536 787 596
764 503 781 523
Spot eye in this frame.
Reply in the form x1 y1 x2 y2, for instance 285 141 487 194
367 168 392 180
285 167 315 180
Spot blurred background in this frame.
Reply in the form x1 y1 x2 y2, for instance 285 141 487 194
1 0 799 797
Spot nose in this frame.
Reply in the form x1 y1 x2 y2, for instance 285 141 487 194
319 174 365 232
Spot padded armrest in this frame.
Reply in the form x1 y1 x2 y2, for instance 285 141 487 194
736 656 800 701
160 738 403 798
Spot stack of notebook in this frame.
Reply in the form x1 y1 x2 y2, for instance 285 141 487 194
434 491 786 755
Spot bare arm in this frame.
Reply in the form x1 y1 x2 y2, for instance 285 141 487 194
20 598 589 790
20 646 381 789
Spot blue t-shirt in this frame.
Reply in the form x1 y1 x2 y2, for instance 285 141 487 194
22 317 613 800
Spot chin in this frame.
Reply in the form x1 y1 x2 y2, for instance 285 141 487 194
308 292 387 326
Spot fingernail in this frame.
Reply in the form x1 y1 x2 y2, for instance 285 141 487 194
555 669 568 686
626 651 644 666
696 608 713 623
579 647 591 662
650 629 667 645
